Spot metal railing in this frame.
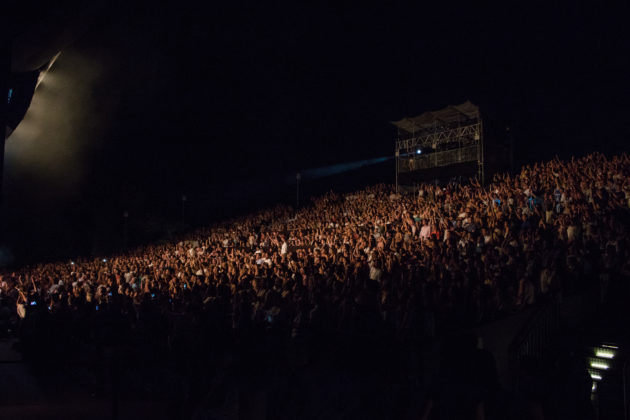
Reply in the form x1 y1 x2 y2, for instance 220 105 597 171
396 122 481 151
398 145 479 172
508 297 560 386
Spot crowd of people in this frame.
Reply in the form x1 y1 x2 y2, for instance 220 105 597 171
3 152 629 337
0 152 629 418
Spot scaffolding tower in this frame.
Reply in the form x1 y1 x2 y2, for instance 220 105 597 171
393 101 483 191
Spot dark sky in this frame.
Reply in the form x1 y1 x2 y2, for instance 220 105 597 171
2 2 630 264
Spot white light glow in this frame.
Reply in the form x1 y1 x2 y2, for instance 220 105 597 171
36 52 61 90
602 344 619 349
595 350 615 359
590 372 602 380
590 362 610 370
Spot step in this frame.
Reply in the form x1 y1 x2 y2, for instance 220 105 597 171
586 342 626 419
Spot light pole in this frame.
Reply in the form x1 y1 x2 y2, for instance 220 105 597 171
296 173 301 209
181 194 187 228
123 211 128 250
395 150 399 194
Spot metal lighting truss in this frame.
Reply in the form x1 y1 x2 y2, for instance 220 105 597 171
393 102 484 190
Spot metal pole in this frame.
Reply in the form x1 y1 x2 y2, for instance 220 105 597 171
296 173 301 208
123 211 128 250
181 195 187 228
508 125 514 173
395 150 399 194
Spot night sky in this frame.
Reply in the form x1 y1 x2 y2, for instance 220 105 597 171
2 2 629 265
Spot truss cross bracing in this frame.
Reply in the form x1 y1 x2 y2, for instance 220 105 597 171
392 101 484 190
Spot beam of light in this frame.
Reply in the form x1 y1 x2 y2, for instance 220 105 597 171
36 51 61 90
6 48 110 200
287 155 393 183
0 247 15 268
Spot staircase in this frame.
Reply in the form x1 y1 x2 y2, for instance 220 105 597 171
587 342 628 419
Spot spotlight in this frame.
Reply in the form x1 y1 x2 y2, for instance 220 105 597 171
102 258 107 263
416 149 422 155
70 261 75 265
